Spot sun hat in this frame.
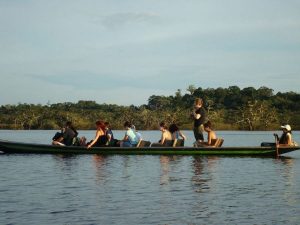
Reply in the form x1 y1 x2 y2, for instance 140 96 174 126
281 124 291 131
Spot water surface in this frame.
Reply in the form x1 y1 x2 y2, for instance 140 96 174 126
0 130 300 225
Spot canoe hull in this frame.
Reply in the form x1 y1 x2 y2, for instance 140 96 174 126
0 140 299 156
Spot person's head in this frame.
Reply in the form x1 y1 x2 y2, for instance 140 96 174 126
203 121 213 132
169 123 179 133
95 120 106 131
131 124 136 131
194 98 203 109
104 121 110 130
65 121 72 127
124 121 132 129
281 124 292 133
159 122 168 131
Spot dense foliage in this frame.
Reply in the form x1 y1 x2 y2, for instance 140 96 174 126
1 86 299 130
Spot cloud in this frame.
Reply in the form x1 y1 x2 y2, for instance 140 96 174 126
101 12 161 30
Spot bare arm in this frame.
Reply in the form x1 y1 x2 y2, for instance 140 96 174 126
87 130 101 149
287 133 292 145
107 133 112 142
192 111 201 120
207 132 212 145
161 133 166 145
179 131 186 140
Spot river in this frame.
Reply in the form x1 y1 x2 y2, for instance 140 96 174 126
0 130 300 225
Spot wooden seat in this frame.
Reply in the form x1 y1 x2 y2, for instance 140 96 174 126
213 138 224 147
164 140 174 147
172 139 184 147
150 140 184 147
136 140 151 147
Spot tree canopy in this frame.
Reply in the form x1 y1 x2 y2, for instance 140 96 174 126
1 86 299 130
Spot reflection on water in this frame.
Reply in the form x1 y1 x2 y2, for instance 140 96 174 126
1 129 300 225
159 156 170 185
159 156 185 185
93 155 109 183
274 157 298 209
52 154 80 171
192 157 219 193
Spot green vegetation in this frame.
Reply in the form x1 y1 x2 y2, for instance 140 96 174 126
1 86 299 130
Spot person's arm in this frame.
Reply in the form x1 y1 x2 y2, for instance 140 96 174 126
192 110 201 120
122 130 130 141
107 133 112 142
207 132 212 145
286 133 292 145
123 135 129 141
87 130 101 149
179 131 186 140
161 132 166 145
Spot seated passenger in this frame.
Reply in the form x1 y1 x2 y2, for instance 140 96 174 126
169 123 186 141
87 121 107 149
151 122 173 147
275 124 297 146
63 121 78 146
104 122 119 146
131 124 143 142
52 129 65 146
194 121 217 147
118 121 139 147
52 122 78 146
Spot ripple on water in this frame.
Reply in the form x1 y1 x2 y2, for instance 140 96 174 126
0 138 300 225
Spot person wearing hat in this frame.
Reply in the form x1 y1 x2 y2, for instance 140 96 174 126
275 124 294 146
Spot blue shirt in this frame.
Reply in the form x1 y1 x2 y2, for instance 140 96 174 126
125 128 139 144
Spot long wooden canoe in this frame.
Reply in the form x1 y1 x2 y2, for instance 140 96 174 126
0 139 299 156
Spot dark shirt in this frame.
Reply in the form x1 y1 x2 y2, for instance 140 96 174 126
106 129 114 140
63 127 77 146
94 135 108 147
52 132 63 141
194 107 207 127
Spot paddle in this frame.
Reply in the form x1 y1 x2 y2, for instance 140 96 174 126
274 133 279 157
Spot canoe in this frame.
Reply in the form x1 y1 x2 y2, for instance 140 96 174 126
0 139 299 156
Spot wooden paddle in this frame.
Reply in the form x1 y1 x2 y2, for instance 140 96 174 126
274 133 279 157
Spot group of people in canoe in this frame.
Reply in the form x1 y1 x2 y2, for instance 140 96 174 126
52 120 142 148
52 98 297 148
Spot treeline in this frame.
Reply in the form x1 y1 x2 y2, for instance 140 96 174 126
0 85 300 130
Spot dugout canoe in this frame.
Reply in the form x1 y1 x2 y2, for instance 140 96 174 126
0 139 299 156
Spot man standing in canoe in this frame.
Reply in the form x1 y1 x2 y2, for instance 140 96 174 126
191 98 207 143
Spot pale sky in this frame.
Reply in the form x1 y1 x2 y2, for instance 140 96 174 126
1 0 300 106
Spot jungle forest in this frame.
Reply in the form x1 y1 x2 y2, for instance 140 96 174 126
1 86 299 131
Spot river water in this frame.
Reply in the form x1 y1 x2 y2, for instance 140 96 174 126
0 130 300 225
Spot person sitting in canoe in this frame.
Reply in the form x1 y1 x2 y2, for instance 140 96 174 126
131 124 143 142
118 121 139 147
151 122 173 147
52 121 79 146
194 121 217 147
87 120 108 149
169 123 186 141
104 121 119 147
52 128 65 146
274 124 297 146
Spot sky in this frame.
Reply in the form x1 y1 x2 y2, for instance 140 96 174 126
0 0 300 106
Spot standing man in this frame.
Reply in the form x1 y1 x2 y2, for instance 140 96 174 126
191 98 207 143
